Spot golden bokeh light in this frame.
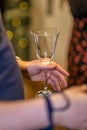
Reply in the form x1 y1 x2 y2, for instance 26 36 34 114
7 30 14 40
12 18 21 27
19 2 29 11
18 38 28 48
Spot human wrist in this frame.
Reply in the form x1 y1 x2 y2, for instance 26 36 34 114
17 59 29 71
45 92 70 126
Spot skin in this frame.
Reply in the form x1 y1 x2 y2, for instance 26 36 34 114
17 59 69 91
0 85 87 130
52 85 87 130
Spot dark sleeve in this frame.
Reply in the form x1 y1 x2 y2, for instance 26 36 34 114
68 0 87 17
0 12 24 100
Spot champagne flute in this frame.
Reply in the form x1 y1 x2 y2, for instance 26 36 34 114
31 27 60 97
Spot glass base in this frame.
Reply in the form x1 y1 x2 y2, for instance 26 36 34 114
35 89 52 97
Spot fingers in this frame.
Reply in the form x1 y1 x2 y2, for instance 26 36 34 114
47 70 68 91
56 65 69 76
52 70 68 87
47 78 61 91
51 61 69 76
38 61 69 77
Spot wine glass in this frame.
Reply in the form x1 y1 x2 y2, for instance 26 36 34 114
31 27 60 97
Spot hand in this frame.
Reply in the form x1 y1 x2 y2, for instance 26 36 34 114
53 85 87 129
17 59 69 91
26 60 69 91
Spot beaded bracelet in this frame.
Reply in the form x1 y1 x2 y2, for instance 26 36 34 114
44 92 70 129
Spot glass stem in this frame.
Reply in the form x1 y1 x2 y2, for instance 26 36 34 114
44 70 48 91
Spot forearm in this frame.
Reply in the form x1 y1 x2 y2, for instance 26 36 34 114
0 94 67 130
0 88 87 130
57 88 87 129
16 58 31 79
17 59 29 70
0 98 49 130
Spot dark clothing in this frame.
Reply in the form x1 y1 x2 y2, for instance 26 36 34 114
68 17 87 86
68 0 87 130
43 126 53 130
0 11 52 130
68 0 87 86
0 12 24 100
68 0 87 18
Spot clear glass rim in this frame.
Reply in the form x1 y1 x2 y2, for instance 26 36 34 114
31 27 60 36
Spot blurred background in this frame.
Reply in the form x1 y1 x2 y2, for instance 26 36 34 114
0 0 73 69
0 0 73 129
